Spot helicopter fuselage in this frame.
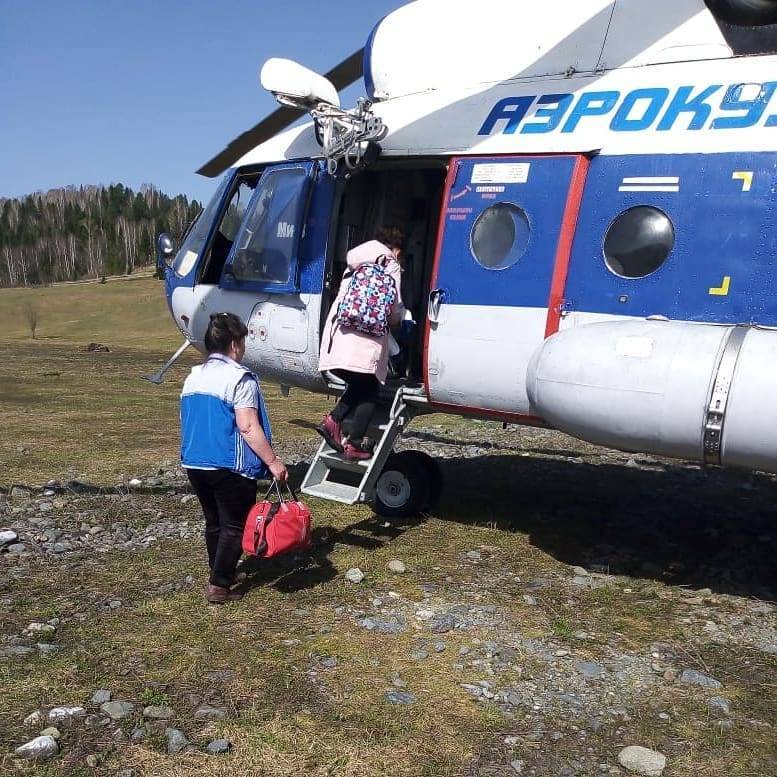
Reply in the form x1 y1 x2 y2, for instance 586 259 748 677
161 0 777 474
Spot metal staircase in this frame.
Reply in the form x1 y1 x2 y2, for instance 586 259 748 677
301 385 426 505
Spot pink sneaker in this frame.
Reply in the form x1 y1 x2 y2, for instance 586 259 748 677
343 439 373 461
315 414 343 452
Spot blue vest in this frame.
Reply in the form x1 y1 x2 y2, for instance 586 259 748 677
180 354 272 479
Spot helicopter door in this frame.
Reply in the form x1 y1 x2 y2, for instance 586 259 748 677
208 160 336 391
219 161 316 294
425 155 588 418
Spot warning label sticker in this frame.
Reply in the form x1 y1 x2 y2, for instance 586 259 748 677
471 163 530 184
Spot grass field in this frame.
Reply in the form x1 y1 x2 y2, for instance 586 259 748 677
0 277 332 484
0 277 774 776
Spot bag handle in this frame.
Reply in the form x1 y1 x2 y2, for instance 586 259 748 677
261 479 300 503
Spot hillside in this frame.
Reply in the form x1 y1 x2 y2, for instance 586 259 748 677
0 185 202 288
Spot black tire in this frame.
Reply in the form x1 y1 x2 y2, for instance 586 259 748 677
399 450 443 511
372 451 431 519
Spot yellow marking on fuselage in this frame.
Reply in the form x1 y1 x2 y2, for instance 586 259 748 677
709 276 731 296
732 171 753 192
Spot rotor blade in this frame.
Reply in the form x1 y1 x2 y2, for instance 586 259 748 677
197 47 365 178
323 47 365 91
196 106 304 177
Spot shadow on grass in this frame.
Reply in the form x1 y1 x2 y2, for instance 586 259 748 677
238 464 421 595
434 453 777 601
241 514 422 595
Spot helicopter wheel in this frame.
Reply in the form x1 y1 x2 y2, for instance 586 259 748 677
372 451 431 519
396 450 443 511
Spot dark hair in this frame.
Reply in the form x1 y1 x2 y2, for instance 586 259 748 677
204 312 248 354
376 226 406 252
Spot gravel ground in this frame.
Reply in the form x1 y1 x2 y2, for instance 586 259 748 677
1 424 775 776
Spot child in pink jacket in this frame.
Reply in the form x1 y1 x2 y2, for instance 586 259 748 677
317 227 406 460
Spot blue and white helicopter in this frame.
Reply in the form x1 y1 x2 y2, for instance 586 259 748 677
152 0 777 517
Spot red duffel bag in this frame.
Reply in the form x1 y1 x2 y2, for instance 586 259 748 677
242 480 312 558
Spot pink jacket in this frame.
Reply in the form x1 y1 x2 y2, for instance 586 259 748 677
319 240 405 384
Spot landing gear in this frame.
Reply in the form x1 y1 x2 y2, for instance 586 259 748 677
398 450 443 511
372 450 443 518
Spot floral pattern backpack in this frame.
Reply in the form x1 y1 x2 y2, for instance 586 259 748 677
334 256 397 338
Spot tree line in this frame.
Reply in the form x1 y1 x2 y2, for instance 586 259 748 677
0 184 202 287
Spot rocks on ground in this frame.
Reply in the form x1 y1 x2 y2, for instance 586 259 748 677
14 735 59 761
193 704 227 721
100 700 135 720
47 705 86 725
23 711 42 727
679 669 722 689
91 689 111 705
385 690 417 705
143 705 175 720
617 746 667 777
345 567 365 584
165 727 190 755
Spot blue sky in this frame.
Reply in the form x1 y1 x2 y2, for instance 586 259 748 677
0 0 408 204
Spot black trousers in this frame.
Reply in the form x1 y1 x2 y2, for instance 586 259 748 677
330 369 380 440
186 468 257 588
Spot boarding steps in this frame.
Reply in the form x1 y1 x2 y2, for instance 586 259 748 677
301 384 427 505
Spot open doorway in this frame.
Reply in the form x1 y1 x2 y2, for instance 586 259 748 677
327 159 448 384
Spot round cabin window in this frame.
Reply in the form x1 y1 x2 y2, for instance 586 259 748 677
604 206 675 279
470 203 531 270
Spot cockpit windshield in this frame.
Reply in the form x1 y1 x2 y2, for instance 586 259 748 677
230 166 309 285
173 175 231 277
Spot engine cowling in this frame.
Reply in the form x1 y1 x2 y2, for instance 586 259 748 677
526 320 777 474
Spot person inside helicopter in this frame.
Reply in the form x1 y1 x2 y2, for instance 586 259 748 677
317 226 412 460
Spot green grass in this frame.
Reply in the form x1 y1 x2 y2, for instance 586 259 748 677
0 278 775 776
0 276 332 485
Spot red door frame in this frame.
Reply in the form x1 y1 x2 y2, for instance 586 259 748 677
422 153 591 423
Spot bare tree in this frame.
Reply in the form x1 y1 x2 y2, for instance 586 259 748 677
23 301 39 339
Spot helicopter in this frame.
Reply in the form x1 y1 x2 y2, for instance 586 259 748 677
151 0 777 518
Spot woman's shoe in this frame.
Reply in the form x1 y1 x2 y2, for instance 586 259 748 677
206 584 244 604
315 414 344 452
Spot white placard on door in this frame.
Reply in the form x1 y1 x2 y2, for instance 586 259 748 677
471 163 530 185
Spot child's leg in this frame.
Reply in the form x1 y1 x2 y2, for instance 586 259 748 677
347 374 380 441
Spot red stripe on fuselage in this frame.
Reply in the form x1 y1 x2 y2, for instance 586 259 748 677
544 154 591 338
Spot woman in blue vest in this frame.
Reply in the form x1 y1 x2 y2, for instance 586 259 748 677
180 312 287 604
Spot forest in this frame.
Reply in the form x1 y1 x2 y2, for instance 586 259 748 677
0 184 202 287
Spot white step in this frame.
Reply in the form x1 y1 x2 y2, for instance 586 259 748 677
302 479 364 504
301 387 420 506
319 450 371 473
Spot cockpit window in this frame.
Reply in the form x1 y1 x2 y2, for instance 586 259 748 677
173 175 231 278
220 180 255 243
197 176 260 285
230 167 309 285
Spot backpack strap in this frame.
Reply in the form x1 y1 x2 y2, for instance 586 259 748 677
326 269 353 353
327 309 339 353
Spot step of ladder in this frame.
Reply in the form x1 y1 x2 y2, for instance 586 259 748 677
301 387 416 505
